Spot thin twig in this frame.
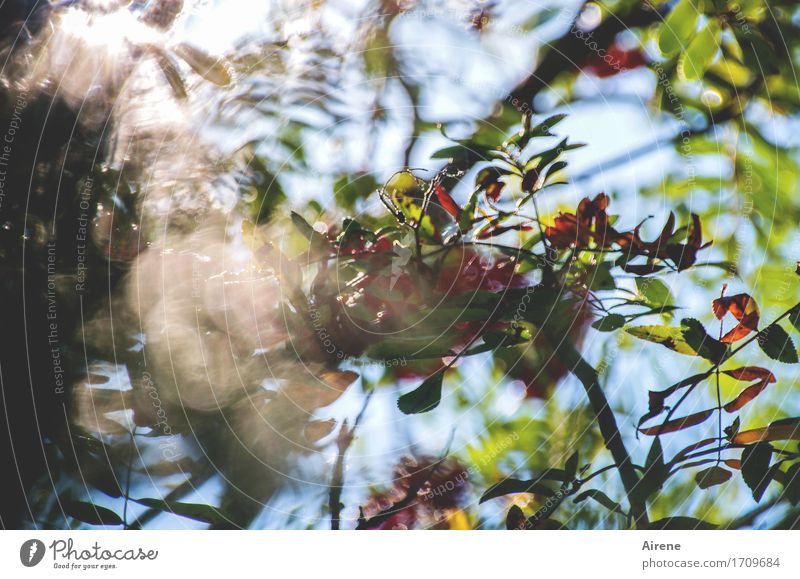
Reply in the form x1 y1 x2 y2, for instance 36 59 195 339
329 390 373 530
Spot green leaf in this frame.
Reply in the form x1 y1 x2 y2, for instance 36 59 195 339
544 160 568 183
592 314 626 332
290 211 316 240
530 114 568 138
564 451 579 478
133 498 230 525
650 517 717 530
333 173 380 210
480 478 557 503
635 277 673 310
430 143 495 166
397 372 444 414
459 188 480 233
757 324 799 363
573 490 625 515
247 156 286 224
625 325 696 356
679 19 721 81
680 318 727 362
741 442 773 502
783 463 800 506
290 211 332 254
658 0 700 56
64 501 124 526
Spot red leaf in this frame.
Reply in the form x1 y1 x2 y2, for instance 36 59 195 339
583 45 648 77
545 193 611 249
712 293 760 343
687 213 703 249
485 181 504 201
657 212 676 245
722 366 776 412
544 213 579 249
722 367 776 382
639 409 713 436
724 382 769 413
669 437 717 465
732 418 800 444
434 184 461 219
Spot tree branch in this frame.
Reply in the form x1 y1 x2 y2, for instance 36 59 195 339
329 390 373 530
543 329 650 528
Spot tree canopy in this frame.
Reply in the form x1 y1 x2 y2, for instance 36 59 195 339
1 0 800 530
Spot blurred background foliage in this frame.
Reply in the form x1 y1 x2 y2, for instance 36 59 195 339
2 0 800 530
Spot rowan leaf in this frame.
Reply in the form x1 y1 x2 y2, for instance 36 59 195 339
658 0 699 56
732 418 800 444
132 498 230 525
63 501 124 526
741 442 773 502
695 466 733 490
679 20 721 81
592 314 625 332
712 293 759 343
757 324 798 363
639 409 713 436
783 463 800 506
573 490 625 515
397 372 444 414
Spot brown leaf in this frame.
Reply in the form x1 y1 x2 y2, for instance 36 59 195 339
505 505 526 530
695 466 732 489
639 409 713 435
321 370 359 391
